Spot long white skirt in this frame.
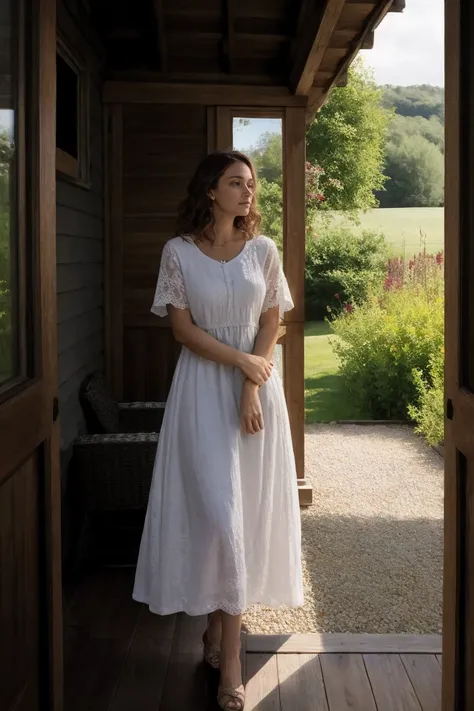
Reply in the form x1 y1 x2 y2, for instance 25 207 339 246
132 326 304 616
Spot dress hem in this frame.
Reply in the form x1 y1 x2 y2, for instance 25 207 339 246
131 592 305 617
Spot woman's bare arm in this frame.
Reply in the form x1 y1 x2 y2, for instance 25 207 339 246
168 305 273 385
243 306 281 391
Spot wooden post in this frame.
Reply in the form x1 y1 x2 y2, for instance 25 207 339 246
38 0 63 707
284 106 312 505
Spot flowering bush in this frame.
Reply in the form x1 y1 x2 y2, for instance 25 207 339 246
305 161 343 237
305 227 388 320
330 251 444 421
257 159 343 251
384 250 444 296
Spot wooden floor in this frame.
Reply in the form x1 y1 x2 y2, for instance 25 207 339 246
63 568 442 711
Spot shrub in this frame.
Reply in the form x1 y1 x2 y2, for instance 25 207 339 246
408 348 444 445
305 227 388 320
330 255 444 420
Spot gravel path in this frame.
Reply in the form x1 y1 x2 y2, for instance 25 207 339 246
242 423 444 635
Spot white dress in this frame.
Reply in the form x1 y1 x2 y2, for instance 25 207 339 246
132 234 304 616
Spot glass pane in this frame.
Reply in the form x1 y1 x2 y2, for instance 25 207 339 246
56 53 78 158
0 0 19 385
232 117 285 380
233 117 283 251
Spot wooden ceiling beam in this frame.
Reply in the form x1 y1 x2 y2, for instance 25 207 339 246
153 0 168 72
222 0 236 73
362 31 375 49
344 0 405 10
103 81 308 107
330 28 374 49
290 0 347 96
306 0 396 123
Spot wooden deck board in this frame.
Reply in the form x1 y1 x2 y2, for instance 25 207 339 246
364 653 423 710
158 612 217 711
277 654 328 711
63 571 442 711
400 654 442 711
108 609 176 711
246 633 443 654
245 653 281 710
320 653 377 711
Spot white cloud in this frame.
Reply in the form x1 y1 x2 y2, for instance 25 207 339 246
359 0 444 86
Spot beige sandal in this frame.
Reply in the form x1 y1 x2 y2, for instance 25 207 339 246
217 683 245 711
202 628 220 669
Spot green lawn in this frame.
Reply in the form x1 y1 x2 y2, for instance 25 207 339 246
327 207 444 257
304 321 371 423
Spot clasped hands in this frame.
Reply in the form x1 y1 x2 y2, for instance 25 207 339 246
238 353 274 435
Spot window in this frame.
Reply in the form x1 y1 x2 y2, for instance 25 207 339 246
0 0 25 390
56 37 90 186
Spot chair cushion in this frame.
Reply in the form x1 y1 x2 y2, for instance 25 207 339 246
79 372 120 434
75 432 160 444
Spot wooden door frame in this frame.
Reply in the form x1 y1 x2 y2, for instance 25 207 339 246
210 106 310 504
443 0 474 708
0 0 62 708
37 2 63 707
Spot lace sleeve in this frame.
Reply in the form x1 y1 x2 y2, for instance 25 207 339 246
151 241 189 317
261 238 294 317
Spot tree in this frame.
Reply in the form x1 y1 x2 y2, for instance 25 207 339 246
249 132 283 185
380 85 444 122
306 58 392 215
387 114 444 153
379 134 444 208
257 178 283 251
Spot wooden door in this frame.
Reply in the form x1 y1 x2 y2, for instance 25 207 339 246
443 0 474 709
0 1 62 710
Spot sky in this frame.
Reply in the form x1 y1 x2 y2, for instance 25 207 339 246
360 0 444 86
234 0 444 151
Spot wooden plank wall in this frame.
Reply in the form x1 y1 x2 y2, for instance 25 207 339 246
120 104 208 400
56 9 105 465
56 2 105 571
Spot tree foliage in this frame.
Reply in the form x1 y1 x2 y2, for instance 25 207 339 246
249 132 283 186
306 59 392 214
378 86 445 207
380 85 444 122
387 114 444 153
380 133 444 208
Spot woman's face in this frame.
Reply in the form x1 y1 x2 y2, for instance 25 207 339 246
209 161 255 218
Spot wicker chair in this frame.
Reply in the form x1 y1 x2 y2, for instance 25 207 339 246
71 373 166 567
73 372 165 512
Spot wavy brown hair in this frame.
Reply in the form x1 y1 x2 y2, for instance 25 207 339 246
176 150 261 240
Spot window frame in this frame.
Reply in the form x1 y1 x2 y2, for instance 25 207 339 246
55 33 91 188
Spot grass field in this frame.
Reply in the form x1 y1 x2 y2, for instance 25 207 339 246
304 321 370 423
327 207 444 257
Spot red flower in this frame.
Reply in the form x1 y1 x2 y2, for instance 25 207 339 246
344 303 354 313
307 192 316 200
316 193 325 202
436 252 443 265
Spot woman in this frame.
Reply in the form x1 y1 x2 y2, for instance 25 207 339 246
132 150 304 711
